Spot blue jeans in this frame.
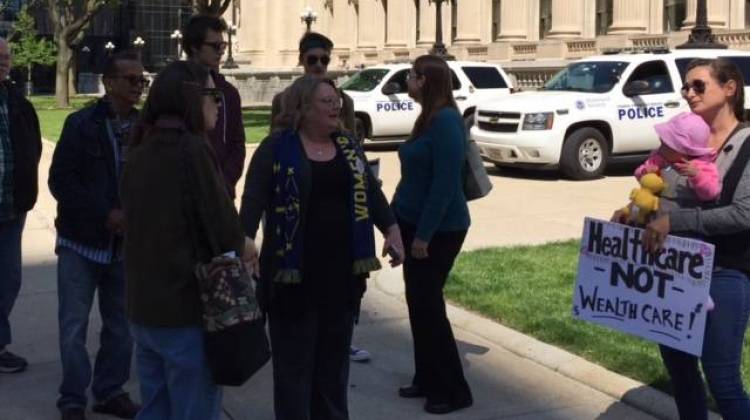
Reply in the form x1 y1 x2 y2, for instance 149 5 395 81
659 268 750 420
130 324 222 420
56 246 132 409
0 213 25 349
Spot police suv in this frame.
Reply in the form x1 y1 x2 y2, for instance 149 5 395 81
341 61 513 143
471 48 750 180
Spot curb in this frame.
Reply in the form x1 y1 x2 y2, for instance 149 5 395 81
372 264 721 420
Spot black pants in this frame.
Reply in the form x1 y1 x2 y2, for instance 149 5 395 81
400 220 472 405
269 303 354 420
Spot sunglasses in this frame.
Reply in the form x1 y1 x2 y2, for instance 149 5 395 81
681 79 707 96
405 71 422 81
116 75 149 87
202 88 223 105
306 54 331 66
203 41 228 52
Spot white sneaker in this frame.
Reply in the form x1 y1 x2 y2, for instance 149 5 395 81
349 345 371 362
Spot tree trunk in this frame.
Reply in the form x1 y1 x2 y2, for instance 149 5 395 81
55 43 72 108
68 59 77 97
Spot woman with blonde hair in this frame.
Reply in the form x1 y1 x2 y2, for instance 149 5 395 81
241 75 403 420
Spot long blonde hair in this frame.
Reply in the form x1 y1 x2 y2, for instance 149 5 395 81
273 75 342 133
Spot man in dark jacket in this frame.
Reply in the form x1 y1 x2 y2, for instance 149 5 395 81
48 51 143 420
183 14 246 198
0 37 42 375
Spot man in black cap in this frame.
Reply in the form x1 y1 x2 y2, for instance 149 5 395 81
270 32 356 137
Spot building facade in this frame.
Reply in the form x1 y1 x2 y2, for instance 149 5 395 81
227 0 750 88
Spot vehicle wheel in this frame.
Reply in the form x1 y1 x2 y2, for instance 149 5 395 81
559 127 608 180
355 116 367 144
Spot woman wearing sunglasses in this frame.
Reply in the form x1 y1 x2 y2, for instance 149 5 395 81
615 58 750 420
391 55 473 415
121 61 256 420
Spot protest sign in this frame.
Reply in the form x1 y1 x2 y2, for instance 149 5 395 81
573 217 714 356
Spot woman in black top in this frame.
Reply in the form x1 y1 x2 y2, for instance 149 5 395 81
240 75 404 420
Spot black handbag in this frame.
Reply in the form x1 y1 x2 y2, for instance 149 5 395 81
179 133 270 386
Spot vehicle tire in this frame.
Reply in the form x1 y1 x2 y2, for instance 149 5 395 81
559 127 608 180
355 116 367 145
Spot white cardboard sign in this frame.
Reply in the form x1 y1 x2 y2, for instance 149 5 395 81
573 218 714 356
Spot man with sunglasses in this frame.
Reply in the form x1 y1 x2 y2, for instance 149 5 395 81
183 14 246 199
270 32 357 137
49 51 143 420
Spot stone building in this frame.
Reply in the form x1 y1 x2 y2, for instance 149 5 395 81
223 0 750 96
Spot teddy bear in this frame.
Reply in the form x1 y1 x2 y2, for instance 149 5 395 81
621 172 666 226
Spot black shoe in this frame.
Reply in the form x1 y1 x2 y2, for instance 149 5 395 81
92 394 140 419
424 398 473 415
0 349 28 373
398 384 425 398
60 407 86 420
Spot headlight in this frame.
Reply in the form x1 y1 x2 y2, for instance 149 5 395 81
522 112 554 130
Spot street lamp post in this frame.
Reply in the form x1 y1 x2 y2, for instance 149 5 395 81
676 0 727 49
104 41 115 56
132 36 145 60
300 6 318 33
170 30 183 60
429 0 455 60
223 0 239 69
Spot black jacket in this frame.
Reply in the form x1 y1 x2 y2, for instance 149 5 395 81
49 99 135 248
6 81 42 214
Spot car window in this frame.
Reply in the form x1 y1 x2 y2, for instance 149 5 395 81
340 69 390 92
676 57 750 86
450 70 462 90
384 69 409 94
461 66 508 89
543 61 628 93
625 60 674 94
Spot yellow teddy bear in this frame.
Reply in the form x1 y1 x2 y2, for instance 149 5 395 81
621 172 666 225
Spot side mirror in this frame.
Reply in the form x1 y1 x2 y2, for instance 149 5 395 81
623 80 650 97
382 82 401 96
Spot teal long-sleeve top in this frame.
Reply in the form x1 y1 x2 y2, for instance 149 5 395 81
392 107 470 242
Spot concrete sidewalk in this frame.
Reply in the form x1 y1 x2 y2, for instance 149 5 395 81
0 143 693 419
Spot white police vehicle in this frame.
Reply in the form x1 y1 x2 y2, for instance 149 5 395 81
471 48 750 180
341 61 513 143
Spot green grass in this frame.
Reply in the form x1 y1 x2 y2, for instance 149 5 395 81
27 95 270 144
445 240 750 397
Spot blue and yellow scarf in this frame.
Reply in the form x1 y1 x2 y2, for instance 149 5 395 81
271 129 381 284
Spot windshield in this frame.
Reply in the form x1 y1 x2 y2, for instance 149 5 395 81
340 69 390 92
543 61 629 93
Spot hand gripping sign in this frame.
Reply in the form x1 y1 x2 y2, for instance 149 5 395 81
572 218 714 356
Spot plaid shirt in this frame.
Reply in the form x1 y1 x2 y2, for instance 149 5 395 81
0 88 12 221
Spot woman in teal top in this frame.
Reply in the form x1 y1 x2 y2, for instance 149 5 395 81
391 55 472 415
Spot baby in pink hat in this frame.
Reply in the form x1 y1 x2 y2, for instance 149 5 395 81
635 111 719 202
635 111 718 310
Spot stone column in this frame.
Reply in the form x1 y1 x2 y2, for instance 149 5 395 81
453 0 482 44
417 0 435 46
386 0 413 48
358 0 386 49
546 0 584 38
649 0 664 34
729 0 745 30
684 0 731 29
497 0 530 41
237 0 267 54
608 0 649 34
331 0 357 50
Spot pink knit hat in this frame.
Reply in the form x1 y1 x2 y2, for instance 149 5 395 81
654 112 713 157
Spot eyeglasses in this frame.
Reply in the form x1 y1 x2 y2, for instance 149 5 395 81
202 88 223 105
305 54 331 67
203 41 228 52
115 75 149 87
681 79 707 96
319 96 343 109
